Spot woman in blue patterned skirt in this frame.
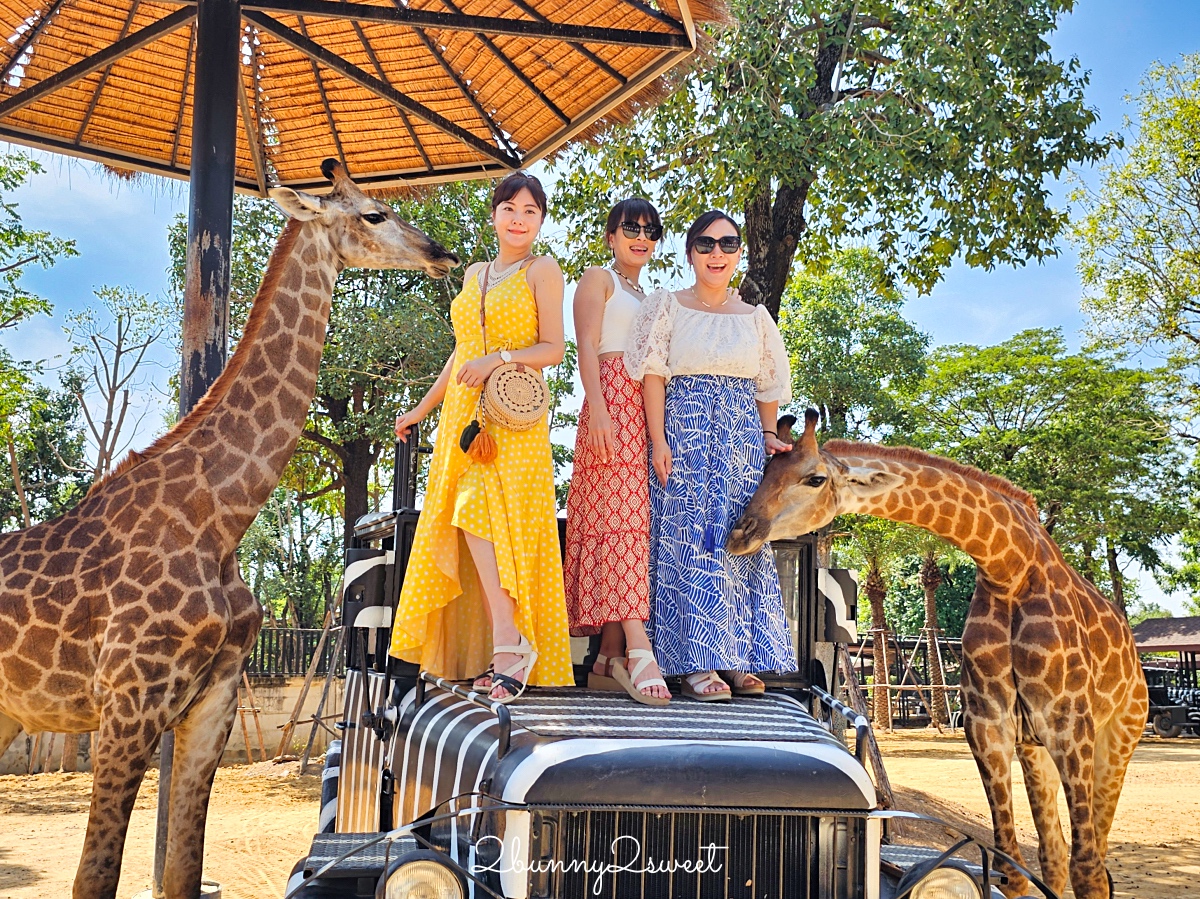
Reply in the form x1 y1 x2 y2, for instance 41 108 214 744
624 210 798 701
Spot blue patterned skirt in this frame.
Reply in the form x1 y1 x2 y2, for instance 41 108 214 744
648 375 798 675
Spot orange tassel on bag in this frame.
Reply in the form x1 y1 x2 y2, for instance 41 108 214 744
468 427 497 463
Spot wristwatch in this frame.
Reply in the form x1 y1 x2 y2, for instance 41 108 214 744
499 349 512 364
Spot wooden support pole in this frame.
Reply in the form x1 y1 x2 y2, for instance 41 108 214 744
839 645 897 813
276 586 342 760
299 623 347 774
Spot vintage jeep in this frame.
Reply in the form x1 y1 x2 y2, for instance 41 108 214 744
283 438 1048 899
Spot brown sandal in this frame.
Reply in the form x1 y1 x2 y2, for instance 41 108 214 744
722 671 766 696
587 653 625 692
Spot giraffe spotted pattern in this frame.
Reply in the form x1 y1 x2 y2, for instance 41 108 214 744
0 162 457 899
729 411 1148 899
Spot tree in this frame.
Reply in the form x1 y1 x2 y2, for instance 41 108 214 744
0 359 90 531
892 328 1188 611
65 287 172 481
780 247 928 437
1072 55 1200 413
0 153 77 331
836 516 919 730
551 0 1112 317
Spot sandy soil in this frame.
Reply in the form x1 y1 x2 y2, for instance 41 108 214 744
0 734 1196 898
874 731 1200 898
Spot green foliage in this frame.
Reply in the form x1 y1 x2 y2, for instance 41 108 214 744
239 484 342 628
0 358 90 529
1073 55 1200 404
0 153 77 331
891 328 1188 600
546 339 578 510
886 557 977 639
780 248 928 437
1125 597 1173 629
551 0 1111 314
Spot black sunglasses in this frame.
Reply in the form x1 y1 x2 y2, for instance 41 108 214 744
620 221 663 241
692 235 742 254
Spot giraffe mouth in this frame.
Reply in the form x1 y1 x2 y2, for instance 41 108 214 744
726 515 767 556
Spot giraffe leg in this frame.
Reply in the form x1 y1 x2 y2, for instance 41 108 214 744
960 597 1032 897
1015 743 1069 896
1090 705 1143 885
0 712 21 758
72 694 169 899
1040 716 1107 899
162 572 261 899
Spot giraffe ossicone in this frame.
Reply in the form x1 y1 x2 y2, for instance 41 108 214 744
0 160 459 899
729 408 1148 899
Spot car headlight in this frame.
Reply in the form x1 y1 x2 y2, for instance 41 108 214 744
377 857 464 899
908 865 982 899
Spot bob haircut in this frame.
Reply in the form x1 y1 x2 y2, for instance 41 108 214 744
491 172 548 219
605 197 662 237
684 210 742 256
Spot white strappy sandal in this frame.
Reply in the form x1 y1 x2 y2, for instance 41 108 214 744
587 653 625 692
681 670 732 702
488 636 538 705
612 648 670 707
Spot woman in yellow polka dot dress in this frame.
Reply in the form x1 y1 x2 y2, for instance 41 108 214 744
391 172 573 702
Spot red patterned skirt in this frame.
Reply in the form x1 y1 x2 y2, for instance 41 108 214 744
564 357 651 635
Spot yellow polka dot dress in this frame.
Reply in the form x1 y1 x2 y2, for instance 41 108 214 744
389 263 574 687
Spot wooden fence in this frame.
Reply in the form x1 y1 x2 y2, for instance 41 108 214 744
246 627 344 678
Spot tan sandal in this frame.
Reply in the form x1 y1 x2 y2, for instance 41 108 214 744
587 653 625 692
722 670 766 696
681 670 731 702
488 636 538 705
612 649 670 707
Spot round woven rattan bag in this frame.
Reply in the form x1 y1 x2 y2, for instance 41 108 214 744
483 363 549 431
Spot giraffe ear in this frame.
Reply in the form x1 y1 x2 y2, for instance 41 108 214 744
270 187 326 221
842 465 904 499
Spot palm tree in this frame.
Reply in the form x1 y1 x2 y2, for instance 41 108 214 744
908 532 968 728
837 517 918 731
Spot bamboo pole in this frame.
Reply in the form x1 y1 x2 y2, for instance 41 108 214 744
838 644 896 813
242 672 267 763
275 585 343 760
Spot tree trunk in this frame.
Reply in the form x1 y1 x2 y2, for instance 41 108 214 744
920 551 949 727
1106 537 1127 617
865 567 892 731
341 434 377 551
6 428 31 528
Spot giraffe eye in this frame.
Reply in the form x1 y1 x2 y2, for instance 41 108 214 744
362 212 387 224
806 475 827 488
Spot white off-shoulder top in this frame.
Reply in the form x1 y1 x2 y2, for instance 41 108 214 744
624 289 791 404
596 269 642 355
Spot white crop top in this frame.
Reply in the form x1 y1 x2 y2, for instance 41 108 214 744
624 289 792 404
596 269 643 355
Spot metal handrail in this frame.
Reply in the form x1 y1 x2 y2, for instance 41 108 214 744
415 671 513 758
810 683 870 766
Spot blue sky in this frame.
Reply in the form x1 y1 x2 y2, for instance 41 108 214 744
2 0 1198 610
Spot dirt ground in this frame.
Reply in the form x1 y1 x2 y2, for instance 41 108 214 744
0 733 1196 898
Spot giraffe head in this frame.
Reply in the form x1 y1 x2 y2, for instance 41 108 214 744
727 408 904 555
269 159 461 276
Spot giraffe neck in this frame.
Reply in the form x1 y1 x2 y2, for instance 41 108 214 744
832 447 1046 588
176 219 339 542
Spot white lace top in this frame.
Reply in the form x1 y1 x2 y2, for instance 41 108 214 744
624 289 791 403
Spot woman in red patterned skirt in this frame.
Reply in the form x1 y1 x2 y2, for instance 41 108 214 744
565 199 669 705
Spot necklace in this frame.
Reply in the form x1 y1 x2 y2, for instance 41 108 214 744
610 263 645 296
485 255 530 291
698 289 732 309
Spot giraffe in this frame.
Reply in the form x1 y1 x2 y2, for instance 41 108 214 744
727 410 1147 899
0 160 459 899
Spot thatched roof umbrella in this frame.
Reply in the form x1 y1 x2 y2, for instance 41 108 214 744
0 0 720 408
